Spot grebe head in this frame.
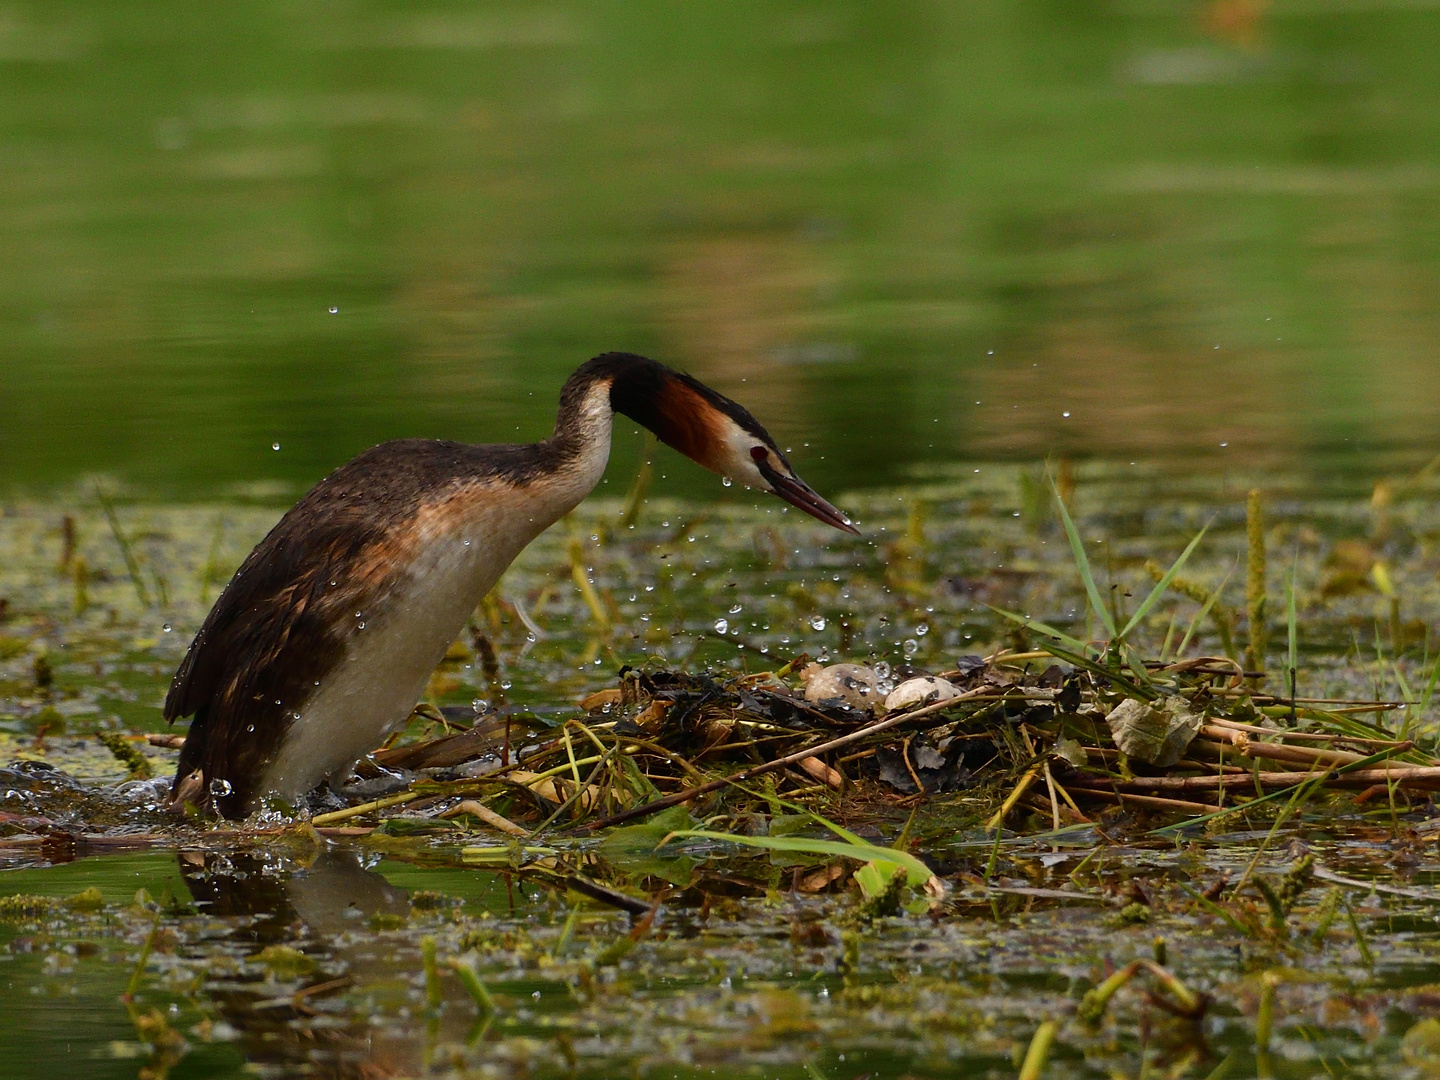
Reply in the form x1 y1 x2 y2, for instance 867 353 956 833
590 352 859 534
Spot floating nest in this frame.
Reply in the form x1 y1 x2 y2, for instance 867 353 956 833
316 647 1440 838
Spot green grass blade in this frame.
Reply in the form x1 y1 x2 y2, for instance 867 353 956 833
985 605 1089 653
1418 653 1440 719
1296 558 1307 702
1051 479 1115 639
1178 883 1254 936
1395 664 1416 705
1037 640 1157 701
722 781 871 847
658 829 934 885
1175 562 1236 659
1121 642 1162 697
1118 522 1211 642
98 490 152 609
1393 663 1418 740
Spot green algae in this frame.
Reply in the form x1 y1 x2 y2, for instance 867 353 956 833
1 463 1440 1076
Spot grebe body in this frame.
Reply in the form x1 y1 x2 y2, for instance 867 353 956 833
166 354 855 817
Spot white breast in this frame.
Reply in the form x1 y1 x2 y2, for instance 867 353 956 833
259 405 612 803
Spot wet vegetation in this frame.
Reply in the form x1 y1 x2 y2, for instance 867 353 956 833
4 460 1440 1077
8 4 1440 1074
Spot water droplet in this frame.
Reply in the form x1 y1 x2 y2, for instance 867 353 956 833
721 476 732 487
208 778 233 798
463 539 471 546
500 680 512 690
328 305 338 314
356 621 365 630
729 604 742 615
714 618 729 634
903 638 919 657
532 990 541 1001
916 624 929 637
644 585 655 592
810 616 827 631
1062 411 1071 418
161 623 172 633
472 699 488 713
874 661 890 679
245 724 255 733
876 678 895 696
272 442 281 451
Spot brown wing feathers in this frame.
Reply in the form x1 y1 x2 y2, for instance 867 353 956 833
168 521 380 813
166 444 454 812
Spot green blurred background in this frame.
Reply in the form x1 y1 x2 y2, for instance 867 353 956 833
4 0 1439 500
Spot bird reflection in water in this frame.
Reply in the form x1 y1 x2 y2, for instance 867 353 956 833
177 847 427 1079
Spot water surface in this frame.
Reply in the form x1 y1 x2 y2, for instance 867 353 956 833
4 0 1440 498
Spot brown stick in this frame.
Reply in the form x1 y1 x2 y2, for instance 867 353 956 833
1065 787 1221 814
575 690 986 831
1238 742 1369 768
1200 716 1409 746
1310 865 1440 903
1191 732 1397 769
1074 766 1440 792
1201 688 1402 711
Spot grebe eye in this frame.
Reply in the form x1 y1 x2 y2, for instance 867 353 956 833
749 446 768 464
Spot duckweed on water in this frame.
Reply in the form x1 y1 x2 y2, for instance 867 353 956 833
3 461 1440 1077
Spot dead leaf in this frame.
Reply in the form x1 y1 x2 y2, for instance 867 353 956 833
1106 696 1204 767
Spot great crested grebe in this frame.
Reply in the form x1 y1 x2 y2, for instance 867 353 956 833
166 352 857 817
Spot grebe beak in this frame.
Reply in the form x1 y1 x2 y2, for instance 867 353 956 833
750 448 860 534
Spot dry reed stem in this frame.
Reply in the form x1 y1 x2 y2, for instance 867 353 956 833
797 756 844 789
1197 727 1374 767
1311 865 1440 903
1076 765 1440 791
987 764 1042 830
440 799 528 837
310 791 422 826
1065 787 1221 814
1201 717 1408 745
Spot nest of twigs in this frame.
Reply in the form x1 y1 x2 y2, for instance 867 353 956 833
316 647 1440 838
